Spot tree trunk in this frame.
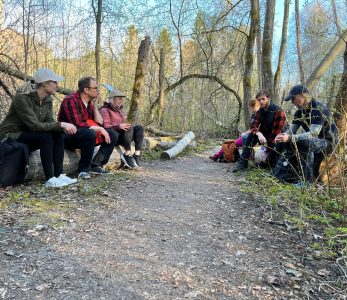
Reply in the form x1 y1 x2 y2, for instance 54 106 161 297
261 0 275 98
243 0 259 128
158 48 165 128
334 42 347 148
273 0 290 103
295 0 305 84
306 30 347 90
161 131 195 159
92 0 103 83
127 36 151 123
256 26 262 91
331 0 341 35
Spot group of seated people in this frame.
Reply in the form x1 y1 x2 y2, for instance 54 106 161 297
0 68 144 188
210 88 338 186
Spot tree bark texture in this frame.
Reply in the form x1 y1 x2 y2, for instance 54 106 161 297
306 30 347 90
158 48 165 128
295 0 305 84
273 0 290 103
334 42 347 147
161 131 195 160
128 36 151 124
92 0 103 83
243 0 259 128
0 61 72 95
261 0 275 98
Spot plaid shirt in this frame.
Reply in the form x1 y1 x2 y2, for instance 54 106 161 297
58 91 97 128
251 103 286 145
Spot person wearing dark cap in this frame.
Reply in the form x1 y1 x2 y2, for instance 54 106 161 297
0 68 78 188
58 76 118 178
100 88 144 169
274 84 338 184
233 90 286 173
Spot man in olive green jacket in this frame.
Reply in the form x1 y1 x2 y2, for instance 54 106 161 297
0 68 77 188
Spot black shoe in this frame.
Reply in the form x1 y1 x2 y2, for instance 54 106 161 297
90 166 110 175
133 154 142 168
232 161 248 173
121 154 136 169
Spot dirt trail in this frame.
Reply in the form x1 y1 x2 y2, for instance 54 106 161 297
0 149 340 299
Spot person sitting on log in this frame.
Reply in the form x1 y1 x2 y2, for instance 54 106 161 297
99 88 144 169
274 85 338 185
57 76 118 179
0 68 78 188
232 90 287 173
209 99 260 162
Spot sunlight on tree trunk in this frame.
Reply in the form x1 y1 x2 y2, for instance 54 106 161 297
295 0 305 84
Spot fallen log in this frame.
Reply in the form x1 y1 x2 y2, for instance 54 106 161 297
25 146 125 180
145 126 181 137
161 131 195 160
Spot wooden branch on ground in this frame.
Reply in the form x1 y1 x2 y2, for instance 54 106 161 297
0 61 72 95
0 78 14 99
145 126 181 137
161 131 195 160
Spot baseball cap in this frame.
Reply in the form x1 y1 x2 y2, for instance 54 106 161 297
284 85 309 101
33 68 64 84
108 88 126 99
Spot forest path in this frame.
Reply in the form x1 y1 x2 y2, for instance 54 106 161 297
0 148 336 299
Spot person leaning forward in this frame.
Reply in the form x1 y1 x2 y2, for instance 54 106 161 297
232 90 286 173
0 68 78 188
57 76 118 179
274 85 338 184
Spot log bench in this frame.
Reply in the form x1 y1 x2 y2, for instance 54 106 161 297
25 146 124 181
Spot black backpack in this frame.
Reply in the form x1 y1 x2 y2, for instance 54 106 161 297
0 138 29 187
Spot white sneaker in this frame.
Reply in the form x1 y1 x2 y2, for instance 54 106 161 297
45 177 68 188
58 174 77 185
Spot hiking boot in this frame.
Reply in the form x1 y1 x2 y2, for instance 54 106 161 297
121 154 136 169
90 166 111 175
133 154 142 168
78 172 91 179
232 160 248 173
58 174 77 185
45 177 68 188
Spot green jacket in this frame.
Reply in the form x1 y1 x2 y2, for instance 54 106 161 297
0 83 61 139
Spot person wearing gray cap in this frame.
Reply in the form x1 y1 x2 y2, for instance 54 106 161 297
100 88 144 169
0 68 78 188
274 84 338 184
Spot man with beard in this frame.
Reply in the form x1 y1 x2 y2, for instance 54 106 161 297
233 90 286 173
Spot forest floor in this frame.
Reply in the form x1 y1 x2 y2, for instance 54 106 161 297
0 147 346 300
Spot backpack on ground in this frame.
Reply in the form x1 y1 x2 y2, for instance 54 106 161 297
0 137 29 187
221 140 239 163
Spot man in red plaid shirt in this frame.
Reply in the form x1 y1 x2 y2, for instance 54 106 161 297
233 90 286 173
58 76 118 179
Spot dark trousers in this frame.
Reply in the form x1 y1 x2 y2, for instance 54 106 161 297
116 125 144 151
18 131 64 180
63 128 118 172
282 138 333 182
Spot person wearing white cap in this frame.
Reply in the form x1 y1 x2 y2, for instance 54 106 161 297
100 88 144 169
0 68 78 188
